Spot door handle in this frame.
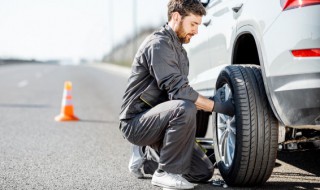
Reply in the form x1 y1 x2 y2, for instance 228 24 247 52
232 3 243 13
203 19 211 27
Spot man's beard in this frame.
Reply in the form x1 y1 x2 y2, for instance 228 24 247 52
176 21 193 44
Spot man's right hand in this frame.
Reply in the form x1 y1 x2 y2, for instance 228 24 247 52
210 87 235 117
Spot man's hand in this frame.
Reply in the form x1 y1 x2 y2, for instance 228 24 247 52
195 94 214 112
210 87 235 117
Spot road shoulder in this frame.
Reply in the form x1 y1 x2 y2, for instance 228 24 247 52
88 63 131 78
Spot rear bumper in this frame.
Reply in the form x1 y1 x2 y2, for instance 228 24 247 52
267 73 320 127
262 5 320 127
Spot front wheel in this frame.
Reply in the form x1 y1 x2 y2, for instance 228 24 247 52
212 65 278 186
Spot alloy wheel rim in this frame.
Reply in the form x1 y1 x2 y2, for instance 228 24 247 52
216 84 236 167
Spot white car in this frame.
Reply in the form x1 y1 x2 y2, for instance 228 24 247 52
187 0 320 186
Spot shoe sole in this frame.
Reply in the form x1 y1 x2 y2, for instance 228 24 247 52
151 181 194 189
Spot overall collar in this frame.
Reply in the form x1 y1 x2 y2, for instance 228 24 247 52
164 23 183 47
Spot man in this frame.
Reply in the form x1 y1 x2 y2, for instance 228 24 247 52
119 0 234 189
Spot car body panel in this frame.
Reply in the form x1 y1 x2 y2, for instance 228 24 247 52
187 1 320 128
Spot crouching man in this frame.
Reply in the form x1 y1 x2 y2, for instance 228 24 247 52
119 0 234 189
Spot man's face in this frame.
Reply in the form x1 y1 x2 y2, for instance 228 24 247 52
176 13 202 44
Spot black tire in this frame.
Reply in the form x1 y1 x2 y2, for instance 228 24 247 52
196 110 210 137
212 65 278 186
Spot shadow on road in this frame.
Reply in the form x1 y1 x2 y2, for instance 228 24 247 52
258 149 320 190
195 150 320 190
0 103 51 108
261 181 320 190
277 149 320 176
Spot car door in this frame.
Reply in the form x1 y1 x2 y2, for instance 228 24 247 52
187 0 246 95
205 0 246 84
186 15 211 94
187 20 209 82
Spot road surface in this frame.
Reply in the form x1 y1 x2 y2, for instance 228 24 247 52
0 63 319 189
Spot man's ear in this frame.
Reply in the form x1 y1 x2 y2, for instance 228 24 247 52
172 12 181 22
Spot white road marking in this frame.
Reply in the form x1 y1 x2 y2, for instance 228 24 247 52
18 80 28 88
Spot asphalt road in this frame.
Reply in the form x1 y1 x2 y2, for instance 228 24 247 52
0 63 319 190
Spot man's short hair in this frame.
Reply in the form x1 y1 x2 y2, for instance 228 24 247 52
167 0 206 21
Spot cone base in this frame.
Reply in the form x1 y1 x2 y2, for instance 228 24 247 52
55 114 79 122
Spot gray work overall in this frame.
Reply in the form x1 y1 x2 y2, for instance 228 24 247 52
119 24 213 182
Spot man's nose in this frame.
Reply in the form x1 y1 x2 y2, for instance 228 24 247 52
193 27 199 35
193 28 198 35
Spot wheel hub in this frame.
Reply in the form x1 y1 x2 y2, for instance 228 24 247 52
217 84 236 167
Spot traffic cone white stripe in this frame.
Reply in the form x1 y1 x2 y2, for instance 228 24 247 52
62 99 73 106
63 90 72 97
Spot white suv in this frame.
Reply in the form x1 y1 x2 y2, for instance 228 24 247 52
187 0 320 186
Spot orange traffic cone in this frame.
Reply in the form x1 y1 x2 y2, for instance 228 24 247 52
55 81 79 121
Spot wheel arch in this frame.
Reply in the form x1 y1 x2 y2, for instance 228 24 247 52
232 32 260 66
231 26 282 124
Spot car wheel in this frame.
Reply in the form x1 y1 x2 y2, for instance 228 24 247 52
212 65 278 186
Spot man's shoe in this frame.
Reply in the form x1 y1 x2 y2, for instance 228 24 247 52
151 170 194 189
128 145 145 178
130 168 144 178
